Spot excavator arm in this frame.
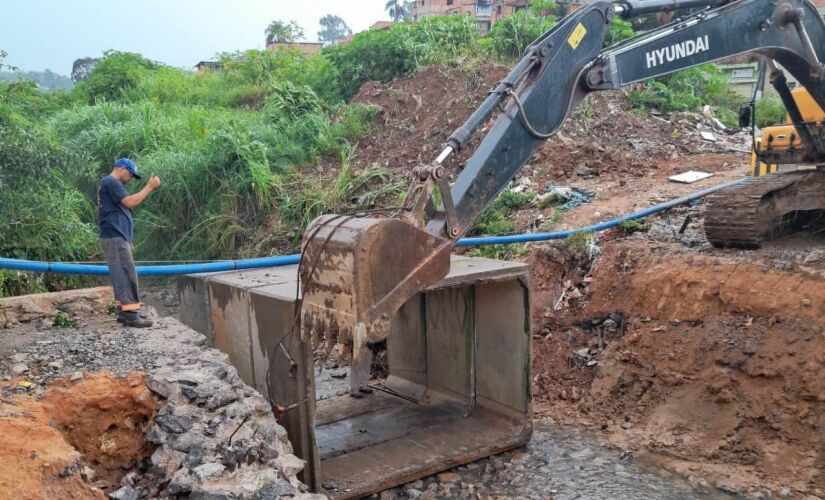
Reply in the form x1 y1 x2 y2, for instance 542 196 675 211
300 0 825 386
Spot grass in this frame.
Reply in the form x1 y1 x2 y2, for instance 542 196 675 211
565 230 590 255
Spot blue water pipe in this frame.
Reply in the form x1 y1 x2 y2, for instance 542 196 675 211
0 178 746 276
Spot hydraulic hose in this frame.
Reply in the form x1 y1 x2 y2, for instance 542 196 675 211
0 177 747 276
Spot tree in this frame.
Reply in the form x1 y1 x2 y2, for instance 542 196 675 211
0 50 17 72
318 14 352 42
71 57 100 82
385 0 411 22
265 20 305 45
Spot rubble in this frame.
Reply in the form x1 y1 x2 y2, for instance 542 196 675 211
0 299 320 500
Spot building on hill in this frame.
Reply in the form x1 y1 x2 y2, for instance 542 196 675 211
411 0 511 32
195 61 222 72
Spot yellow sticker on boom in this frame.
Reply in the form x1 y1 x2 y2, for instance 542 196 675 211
568 23 587 49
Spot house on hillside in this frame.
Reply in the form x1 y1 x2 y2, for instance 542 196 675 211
266 41 325 55
410 0 564 32
195 61 222 72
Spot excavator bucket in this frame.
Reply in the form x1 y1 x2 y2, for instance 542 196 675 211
299 214 452 354
294 214 533 498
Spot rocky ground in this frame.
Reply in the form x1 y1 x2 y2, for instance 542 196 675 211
0 291 320 500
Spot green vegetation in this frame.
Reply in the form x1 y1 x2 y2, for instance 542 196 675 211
53 311 77 328
618 219 650 234
326 15 483 99
754 91 787 128
628 64 744 127
468 189 533 237
565 230 591 254
0 48 384 294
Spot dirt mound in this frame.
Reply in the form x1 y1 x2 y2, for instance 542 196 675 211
0 372 157 499
349 65 745 185
531 242 825 496
351 64 508 170
587 242 825 323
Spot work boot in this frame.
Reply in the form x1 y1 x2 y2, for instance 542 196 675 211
119 311 153 328
116 310 149 323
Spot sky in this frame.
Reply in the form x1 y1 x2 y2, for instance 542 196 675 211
1 1 390 75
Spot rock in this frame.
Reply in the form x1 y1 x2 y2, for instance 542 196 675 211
602 319 618 331
108 486 138 500
154 356 173 367
171 431 205 453
183 451 203 469
70 371 83 381
156 414 193 434
167 468 195 494
151 447 185 481
193 462 225 481
11 353 27 363
570 447 594 459
181 386 200 401
48 359 64 370
779 487 793 498
11 363 29 375
405 489 423 499
274 454 305 478
206 389 240 410
256 481 299 499
436 472 460 483
743 343 757 356
329 368 349 379
576 348 590 358
146 426 169 445
147 375 175 398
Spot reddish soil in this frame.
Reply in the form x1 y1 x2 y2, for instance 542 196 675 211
530 241 825 495
351 64 509 171
0 372 157 499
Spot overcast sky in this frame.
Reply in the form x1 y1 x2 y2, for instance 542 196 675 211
1 1 389 75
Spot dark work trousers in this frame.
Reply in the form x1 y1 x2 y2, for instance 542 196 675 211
101 237 141 311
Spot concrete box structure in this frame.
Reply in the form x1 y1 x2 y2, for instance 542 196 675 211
178 255 532 498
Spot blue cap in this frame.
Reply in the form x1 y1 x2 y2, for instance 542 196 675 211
114 158 141 179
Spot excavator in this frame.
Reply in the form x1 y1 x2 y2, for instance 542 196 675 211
300 0 825 392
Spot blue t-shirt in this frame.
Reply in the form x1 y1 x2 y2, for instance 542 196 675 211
98 175 134 241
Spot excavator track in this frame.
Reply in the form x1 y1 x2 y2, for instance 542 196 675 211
704 170 825 248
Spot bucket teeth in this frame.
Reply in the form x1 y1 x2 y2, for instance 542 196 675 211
299 214 452 356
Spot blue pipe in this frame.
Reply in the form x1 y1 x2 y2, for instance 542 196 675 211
0 178 745 276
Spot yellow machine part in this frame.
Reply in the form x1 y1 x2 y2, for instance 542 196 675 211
749 88 825 176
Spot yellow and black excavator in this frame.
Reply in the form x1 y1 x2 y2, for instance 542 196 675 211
299 0 825 388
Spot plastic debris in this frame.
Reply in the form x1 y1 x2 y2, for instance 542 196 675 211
539 185 596 211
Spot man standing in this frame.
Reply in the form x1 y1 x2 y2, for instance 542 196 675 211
98 158 160 327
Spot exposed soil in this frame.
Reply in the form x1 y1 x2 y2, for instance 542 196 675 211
42 372 157 483
0 372 157 499
350 64 508 171
530 240 825 497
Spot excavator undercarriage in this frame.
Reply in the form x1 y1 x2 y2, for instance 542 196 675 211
705 170 825 247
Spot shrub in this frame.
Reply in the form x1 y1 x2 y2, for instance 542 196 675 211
325 15 481 99
487 9 556 60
